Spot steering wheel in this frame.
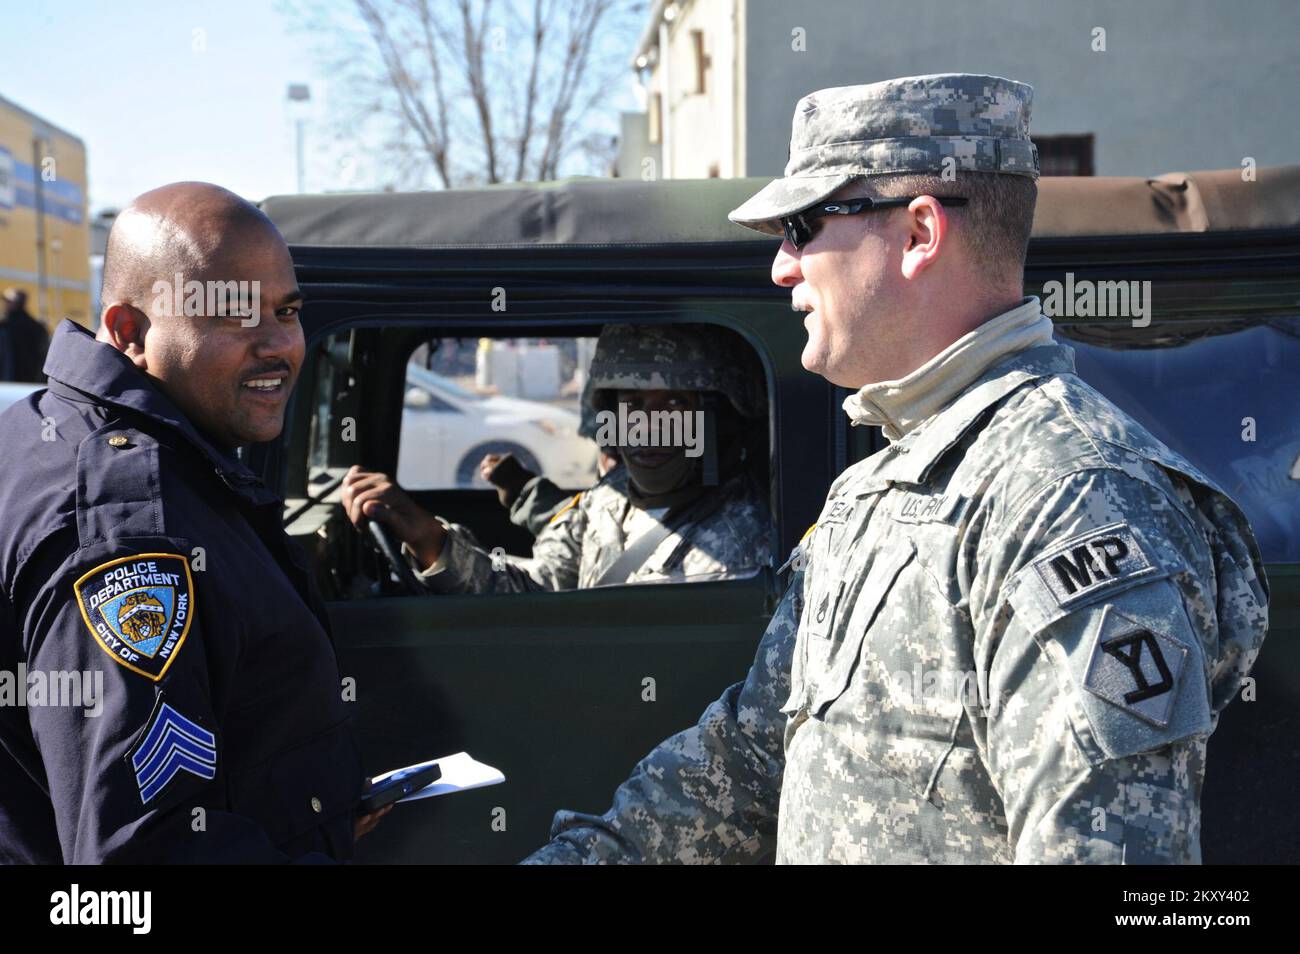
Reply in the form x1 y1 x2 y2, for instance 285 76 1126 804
366 520 425 596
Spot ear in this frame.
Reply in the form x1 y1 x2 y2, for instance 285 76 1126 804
99 303 151 371
899 196 949 281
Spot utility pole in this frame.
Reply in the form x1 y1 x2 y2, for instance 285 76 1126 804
287 84 311 193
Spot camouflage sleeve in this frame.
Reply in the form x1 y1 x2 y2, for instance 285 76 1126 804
521 489 589 582
508 477 580 537
521 569 801 864
421 501 586 594
970 465 1265 864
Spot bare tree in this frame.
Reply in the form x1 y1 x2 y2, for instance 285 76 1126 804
290 0 645 188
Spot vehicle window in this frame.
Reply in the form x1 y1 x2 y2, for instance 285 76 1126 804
295 322 778 600
398 336 598 491
1061 315 1300 562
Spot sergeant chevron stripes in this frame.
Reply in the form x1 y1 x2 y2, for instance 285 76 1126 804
130 702 216 803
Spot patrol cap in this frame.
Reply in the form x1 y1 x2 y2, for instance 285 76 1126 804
728 73 1039 236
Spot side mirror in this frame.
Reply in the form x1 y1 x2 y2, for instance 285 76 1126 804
404 386 433 409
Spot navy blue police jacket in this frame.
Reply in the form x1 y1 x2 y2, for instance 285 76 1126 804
0 320 363 862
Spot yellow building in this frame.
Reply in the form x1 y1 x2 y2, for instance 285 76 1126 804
0 95 91 330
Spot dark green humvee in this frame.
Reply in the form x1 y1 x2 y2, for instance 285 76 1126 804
258 167 1300 864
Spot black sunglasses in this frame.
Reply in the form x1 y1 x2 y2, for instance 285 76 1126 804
780 195 969 249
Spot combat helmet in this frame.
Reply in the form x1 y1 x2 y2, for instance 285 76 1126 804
579 323 765 439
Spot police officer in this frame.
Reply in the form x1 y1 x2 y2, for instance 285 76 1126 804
341 323 772 591
0 182 377 863
524 75 1269 864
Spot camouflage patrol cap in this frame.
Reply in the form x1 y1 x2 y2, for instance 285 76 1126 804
729 73 1039 236
581 323 766 437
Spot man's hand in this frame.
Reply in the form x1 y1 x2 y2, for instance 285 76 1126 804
479 452 506 484
479 452 535 508
340 466 446 569
355 803 393 840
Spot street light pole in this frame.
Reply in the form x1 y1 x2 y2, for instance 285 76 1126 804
287 84 311 194
296 117 305 193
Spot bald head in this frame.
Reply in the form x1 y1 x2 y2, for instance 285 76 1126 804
99 182 285 326
95 181 305 449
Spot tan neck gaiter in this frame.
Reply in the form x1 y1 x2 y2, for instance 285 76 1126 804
842 297 1054 441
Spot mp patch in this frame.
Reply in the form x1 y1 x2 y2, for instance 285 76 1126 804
73 553 194 682
128 697 216 804
1030 522 1159 610
1083 605 1189 729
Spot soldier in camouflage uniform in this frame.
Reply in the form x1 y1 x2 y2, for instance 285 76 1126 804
341 323 772 592
523 74 1269 864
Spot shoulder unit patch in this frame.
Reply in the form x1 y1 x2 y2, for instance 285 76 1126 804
1082 603 1192 731
73 553 195 682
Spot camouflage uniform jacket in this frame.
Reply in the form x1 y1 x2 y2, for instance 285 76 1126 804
525 339 1269 864
421 467 772 593
508 475 581 537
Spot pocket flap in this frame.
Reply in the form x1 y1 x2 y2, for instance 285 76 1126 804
807 537 917 718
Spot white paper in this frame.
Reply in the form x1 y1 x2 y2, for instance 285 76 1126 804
369 752 505 803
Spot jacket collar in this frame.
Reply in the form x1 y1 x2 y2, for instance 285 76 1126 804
43 320 280 506
850 339 1077 495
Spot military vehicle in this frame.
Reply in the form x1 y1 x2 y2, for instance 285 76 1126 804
259 167 1299 863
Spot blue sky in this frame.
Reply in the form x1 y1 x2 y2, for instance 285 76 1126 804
6 0 639 213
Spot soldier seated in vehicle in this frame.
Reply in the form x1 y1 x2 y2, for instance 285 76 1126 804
341 323 774 591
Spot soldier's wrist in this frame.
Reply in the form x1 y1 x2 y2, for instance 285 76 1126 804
408 518 446 570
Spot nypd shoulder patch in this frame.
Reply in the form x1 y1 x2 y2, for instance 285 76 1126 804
73 553 195 682
128 697 217 804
